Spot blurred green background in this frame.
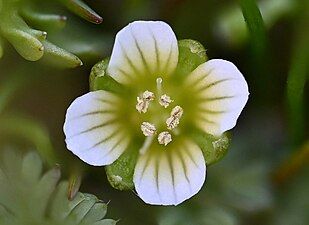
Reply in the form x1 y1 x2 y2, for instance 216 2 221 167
0 0 308 224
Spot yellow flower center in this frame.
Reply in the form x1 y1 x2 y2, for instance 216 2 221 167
135 78 184 151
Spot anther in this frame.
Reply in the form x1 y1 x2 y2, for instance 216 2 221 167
142 90 155 101
159 94 173 108
136 96 149 113
141 122 156 136
166 106 183 130
158 131 172 146
171 106 183 118
166 117 180 130
136 91 155 113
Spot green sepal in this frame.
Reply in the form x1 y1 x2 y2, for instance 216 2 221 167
190 128 231 166
176 39 208 76
89 58 125 94
105 141 140 191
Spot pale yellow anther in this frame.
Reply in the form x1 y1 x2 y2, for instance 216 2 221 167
136 91 155 113
171 106 183 118
141 122 157 136
166 106 183 130
159 94 173 108
142 90 155 101
136 96 150 113
158 131 172 146
166 117 180 130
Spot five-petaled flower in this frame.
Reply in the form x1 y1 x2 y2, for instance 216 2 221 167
64 21 249 205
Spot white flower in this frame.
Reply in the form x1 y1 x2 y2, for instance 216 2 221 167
63 21 249 205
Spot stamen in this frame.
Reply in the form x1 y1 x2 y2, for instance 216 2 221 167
171 106 183 118
136 96 149 113
158 131 172 146
136 91 155 113
141 122 156 136
139 136 154 154
166 117 180 130
142 90 155 101
166 106 184 130
159 94 173 108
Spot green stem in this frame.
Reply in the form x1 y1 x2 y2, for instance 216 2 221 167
239 0 271 101
286 7 309 145
273 141 309 185
239 0 267 58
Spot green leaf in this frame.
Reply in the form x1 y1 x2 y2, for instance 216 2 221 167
0 150 116 225
42 40 83 68
176 39 208 77
0 114 57 166
80 202 107 224
1 24 44 61
0 0 101 65
58 0 103 24
239 0 267 57
105 141 140 190
89 58 125 94
215 0 297 48
21 8 67 31
190 129 230 165
239 0 272 99
93 219 118 225
286 5 309 145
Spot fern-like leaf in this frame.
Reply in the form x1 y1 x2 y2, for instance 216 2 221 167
0 149 116 225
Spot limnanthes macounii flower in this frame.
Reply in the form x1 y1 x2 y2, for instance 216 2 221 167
64 21 249 205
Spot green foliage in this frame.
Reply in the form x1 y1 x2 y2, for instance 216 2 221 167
0 0 102 67
158 207 238 225
215 0 297 47
0 150 116 225
239 0 267 56
0 114 57 165
58 0 103 24
286 3 309 145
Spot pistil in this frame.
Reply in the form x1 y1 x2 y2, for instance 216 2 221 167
156 77 163 95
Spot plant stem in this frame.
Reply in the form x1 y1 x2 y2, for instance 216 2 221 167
273 141 309 186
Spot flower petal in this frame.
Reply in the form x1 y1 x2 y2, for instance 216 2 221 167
133 139 206 205
186 59 249 136
107 21 178 84
63 91 130 166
